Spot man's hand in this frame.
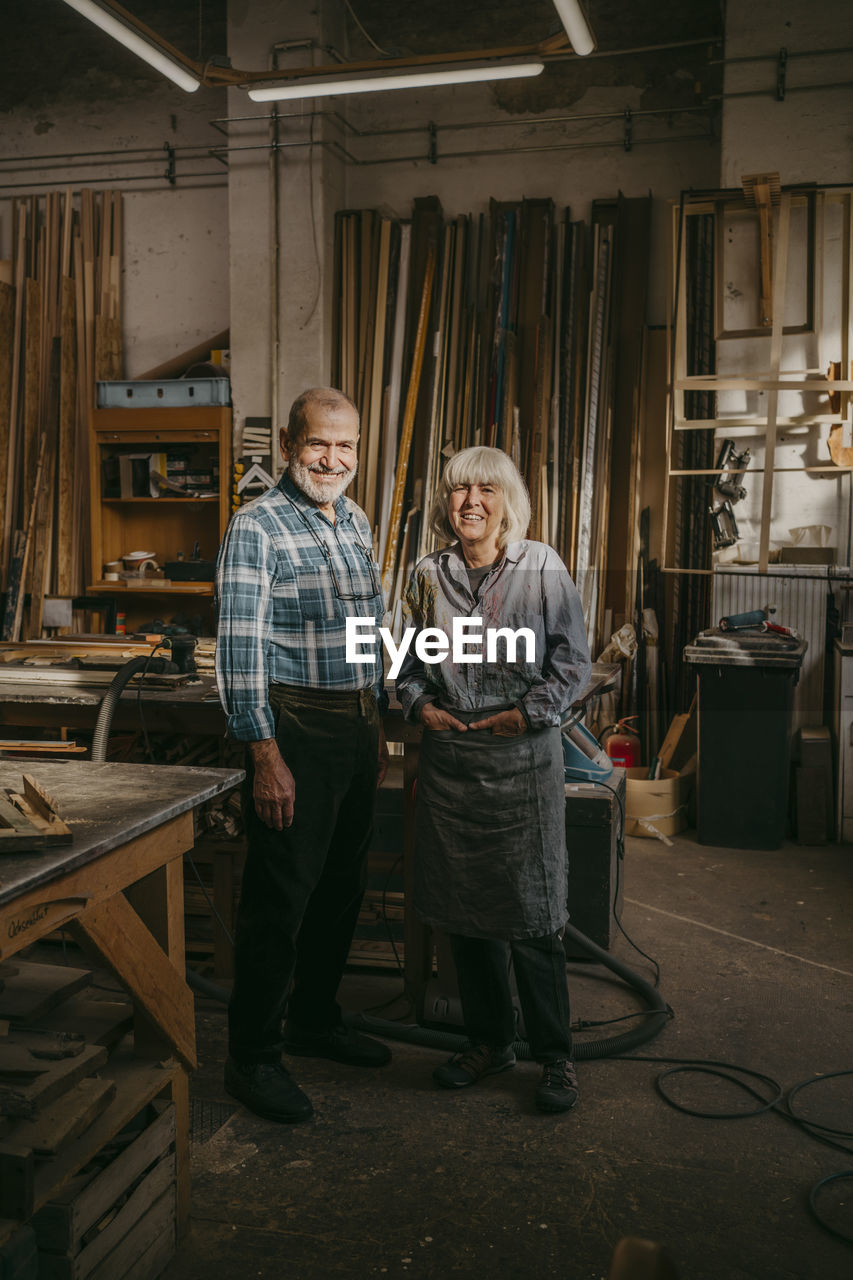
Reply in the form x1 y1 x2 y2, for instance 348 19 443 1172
249 738 295 830
469 707 528 736
421 702 468 733
377 723 390 788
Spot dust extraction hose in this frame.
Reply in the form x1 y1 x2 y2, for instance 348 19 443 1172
90 656 150 762
347 921 669 1060
89 658 670 1056
188 923 669 1060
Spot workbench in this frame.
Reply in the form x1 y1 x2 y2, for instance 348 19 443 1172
0 664 619 1018
0 674 226 739
0 760 243 1246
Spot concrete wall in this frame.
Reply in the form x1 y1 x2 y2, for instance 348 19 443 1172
0 1 723 459
226 0 346 457
341 82 719 327
0 12 230 380
716 0 853 565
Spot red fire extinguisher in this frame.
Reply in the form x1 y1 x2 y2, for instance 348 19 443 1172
602 717 641 768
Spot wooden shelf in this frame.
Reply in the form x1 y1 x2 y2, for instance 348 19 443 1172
101 497 219 505
89 404 231 632
88 582 214 595
91 405 229 431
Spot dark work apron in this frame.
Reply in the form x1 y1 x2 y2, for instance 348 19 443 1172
413 707 568 940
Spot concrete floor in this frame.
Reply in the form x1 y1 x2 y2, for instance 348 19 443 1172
163 830 853 1280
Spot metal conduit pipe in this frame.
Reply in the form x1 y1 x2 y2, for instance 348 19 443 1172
211 99 718 140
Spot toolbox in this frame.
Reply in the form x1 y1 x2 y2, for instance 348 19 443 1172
164 559 216 582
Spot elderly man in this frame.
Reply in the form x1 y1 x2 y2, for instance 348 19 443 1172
216 387 390 1124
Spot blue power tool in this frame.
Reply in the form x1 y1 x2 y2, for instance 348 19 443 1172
561 712 614 784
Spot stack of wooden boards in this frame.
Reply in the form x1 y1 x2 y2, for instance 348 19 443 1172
332 194 652 653
0 959 176 1280
0 190 123 643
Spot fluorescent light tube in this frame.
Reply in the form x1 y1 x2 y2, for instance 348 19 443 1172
61 0 201 92
247 59 545 103
552 0 596 56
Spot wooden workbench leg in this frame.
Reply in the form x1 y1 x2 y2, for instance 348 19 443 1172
117 849 194 1240
124 854 186 967
123 853 194 1236
124 855 187 1059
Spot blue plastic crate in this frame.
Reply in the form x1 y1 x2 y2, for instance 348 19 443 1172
97 378 230 408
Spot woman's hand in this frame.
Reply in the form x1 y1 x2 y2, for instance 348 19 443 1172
469 707 527 736
420 702 468 732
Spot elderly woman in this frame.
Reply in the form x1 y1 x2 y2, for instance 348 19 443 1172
396 446 591 1114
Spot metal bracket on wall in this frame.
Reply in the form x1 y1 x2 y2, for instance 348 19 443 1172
428 122 437 166
777 47 788 101
163 142 176 186
623 107 633 153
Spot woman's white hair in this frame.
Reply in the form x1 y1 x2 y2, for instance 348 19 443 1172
429 446 531 549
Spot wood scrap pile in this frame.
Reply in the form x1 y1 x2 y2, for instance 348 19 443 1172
0 960 132 1216
0 958 176 1276
0 774 72 851
1 190 123 643
332 194 652 655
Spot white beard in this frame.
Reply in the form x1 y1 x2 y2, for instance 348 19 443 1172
289 457 358 506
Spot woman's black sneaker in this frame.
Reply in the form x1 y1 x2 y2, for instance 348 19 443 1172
536 1059 579 1113
433 1043 516 1088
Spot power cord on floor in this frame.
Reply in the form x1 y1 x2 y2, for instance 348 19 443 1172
809 1171 853 1244
610 1054 853 1243
185 850 234 948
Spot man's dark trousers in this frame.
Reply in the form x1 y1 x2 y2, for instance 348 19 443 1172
228 684 380 1064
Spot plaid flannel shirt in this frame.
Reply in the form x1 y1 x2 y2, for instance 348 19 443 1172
215 472 386 741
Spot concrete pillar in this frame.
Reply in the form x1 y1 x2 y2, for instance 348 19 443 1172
227 0 345 464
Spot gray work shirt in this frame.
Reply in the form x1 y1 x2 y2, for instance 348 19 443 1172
396 540 591 728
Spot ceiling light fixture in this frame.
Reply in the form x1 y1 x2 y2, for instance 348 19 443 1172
247 58 545 103
552 0 596 57
60 0 201 93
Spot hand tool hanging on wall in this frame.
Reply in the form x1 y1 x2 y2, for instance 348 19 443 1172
713 438 751 503
709 500 740 551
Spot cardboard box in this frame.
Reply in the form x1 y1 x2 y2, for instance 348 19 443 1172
625 767 693 842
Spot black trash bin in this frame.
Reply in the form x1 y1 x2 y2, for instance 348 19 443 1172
684 629 807 850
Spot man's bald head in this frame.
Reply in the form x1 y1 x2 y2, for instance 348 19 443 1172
286 388 359 445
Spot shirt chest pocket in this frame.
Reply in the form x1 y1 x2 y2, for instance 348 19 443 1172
272 570 341 623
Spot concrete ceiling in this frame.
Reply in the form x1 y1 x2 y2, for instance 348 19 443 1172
1 1 723 115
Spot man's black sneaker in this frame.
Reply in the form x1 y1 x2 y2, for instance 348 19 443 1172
433 1043 516 1089
283 1023 391 1067
536 1059 579 1113
224 1057 314 1124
